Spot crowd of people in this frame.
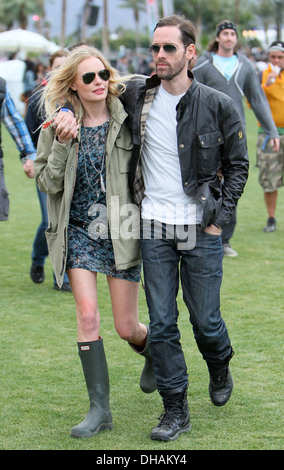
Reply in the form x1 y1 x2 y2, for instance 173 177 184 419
0 15 283 443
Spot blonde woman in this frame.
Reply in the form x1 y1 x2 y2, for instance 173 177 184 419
34 46 155 438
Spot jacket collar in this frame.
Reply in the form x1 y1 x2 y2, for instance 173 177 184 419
108 97 128 125
145 70 197 97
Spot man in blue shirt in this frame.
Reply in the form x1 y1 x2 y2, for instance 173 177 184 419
193 20 279 257
0 76 36 221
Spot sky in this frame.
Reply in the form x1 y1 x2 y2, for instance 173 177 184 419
44 0 149 38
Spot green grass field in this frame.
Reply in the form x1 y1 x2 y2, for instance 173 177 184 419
0 106 283 451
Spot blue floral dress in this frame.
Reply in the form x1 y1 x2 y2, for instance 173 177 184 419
66 123 140 282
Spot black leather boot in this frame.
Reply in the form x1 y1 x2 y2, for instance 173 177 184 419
129 325 156 394
150 387 191 441
207 350 234 406
71 338 113 438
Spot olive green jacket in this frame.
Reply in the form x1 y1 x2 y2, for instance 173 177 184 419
34 98 141 287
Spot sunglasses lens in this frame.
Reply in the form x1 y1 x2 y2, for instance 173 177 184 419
82 72 95 84
82 70 110 84
149 44 177 55
149 45 160 54
163 44 177 54
98 69 110 81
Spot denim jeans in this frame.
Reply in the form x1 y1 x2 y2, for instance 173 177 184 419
32 185 69 285
32 185 49 267
140 221 232 392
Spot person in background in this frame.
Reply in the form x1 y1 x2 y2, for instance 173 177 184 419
25 49 71 291
116 53 129 76
21 59 38 114
193 19 280 256
0 76 35 221
34 46 155 439
23 59 37 96
35 62 46 84
256 41 284 232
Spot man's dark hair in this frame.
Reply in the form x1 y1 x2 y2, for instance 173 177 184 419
208 19 240 53
154 15 196 46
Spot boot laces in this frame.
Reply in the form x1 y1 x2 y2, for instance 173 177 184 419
158 391 186 426
211 363 229 387
209 350 233 387
157 408 180 427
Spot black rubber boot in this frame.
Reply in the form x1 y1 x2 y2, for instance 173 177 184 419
129 325 157 394
150 387 191 441
71 338 113 438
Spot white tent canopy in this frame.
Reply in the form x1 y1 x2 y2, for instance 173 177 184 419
0 59 26 113
0 28 60 54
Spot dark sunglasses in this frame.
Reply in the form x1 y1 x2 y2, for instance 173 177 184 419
82 69 110 84
149 44 179 55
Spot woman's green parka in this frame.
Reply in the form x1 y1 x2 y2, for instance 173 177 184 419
34 98 141 288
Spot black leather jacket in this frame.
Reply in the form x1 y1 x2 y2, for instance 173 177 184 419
123 72 249 229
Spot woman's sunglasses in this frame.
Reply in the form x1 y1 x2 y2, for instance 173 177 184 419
82 69 110 84
149 44 180 55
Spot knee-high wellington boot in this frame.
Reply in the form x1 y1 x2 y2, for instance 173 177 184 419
129 325 157 394
71 338 113 438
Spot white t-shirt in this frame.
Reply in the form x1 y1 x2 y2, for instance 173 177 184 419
141 84 202 225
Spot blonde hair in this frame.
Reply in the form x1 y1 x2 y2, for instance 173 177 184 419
41 46 126 124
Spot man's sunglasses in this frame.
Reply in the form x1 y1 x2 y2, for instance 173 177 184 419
149 44 180 55
82 69 110 84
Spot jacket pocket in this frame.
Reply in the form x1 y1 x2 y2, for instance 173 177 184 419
197 131 223 173
116 133 133 173
197 182 223 229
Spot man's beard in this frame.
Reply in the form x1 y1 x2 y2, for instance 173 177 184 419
156 54 187 81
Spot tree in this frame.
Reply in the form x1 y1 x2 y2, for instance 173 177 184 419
174 0 255 50
117 0 146 49
60 0 66 47
253 0 279 43
0 0 44 30
103 0 110 57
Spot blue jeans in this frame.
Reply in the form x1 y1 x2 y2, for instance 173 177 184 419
32 185 49 267
140 221 232 392
32 185 69 285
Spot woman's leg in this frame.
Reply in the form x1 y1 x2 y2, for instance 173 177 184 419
107 276 156 393
67 268 100 342
67 268 112 438
107 276 146 346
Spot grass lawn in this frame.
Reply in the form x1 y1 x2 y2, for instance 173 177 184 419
0 106 283 451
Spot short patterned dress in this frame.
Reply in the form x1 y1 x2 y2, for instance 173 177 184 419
66 122 141 282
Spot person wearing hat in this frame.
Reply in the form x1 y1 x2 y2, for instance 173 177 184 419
256 41 284 232
193 20 280 256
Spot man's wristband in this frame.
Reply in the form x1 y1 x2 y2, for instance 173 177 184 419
213 223 222 230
